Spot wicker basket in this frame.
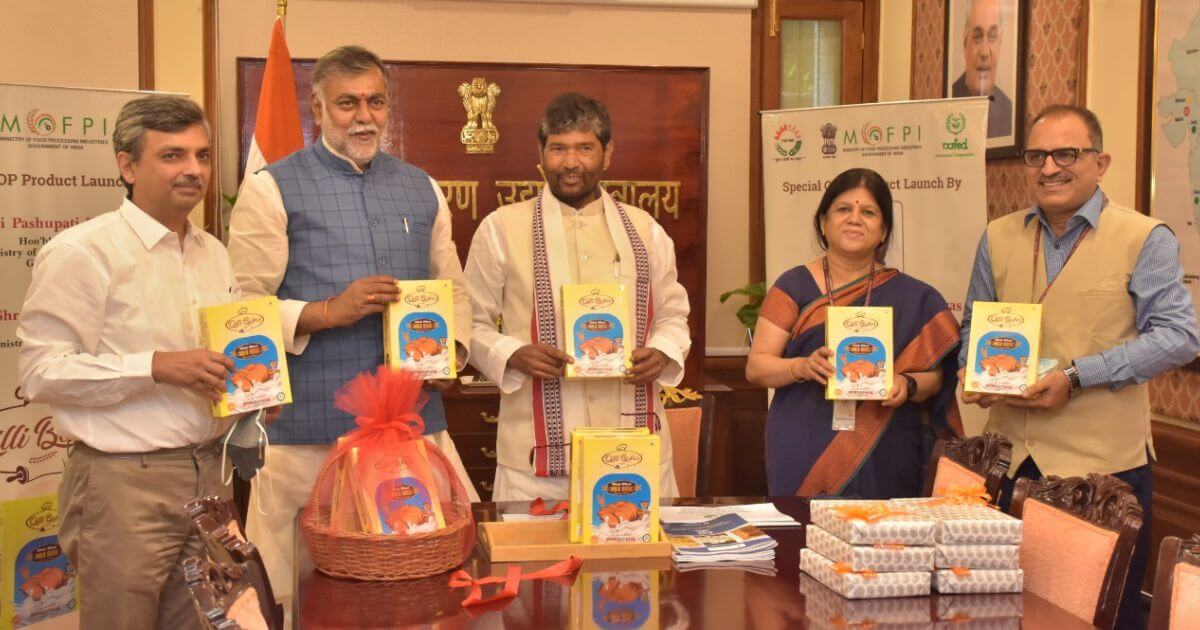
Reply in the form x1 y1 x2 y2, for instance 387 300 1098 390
302 498 474 581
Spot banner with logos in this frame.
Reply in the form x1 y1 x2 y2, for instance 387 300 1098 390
762 97 990 432
0 84 146 508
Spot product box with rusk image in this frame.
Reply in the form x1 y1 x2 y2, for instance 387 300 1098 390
825 306 893 400
199 296 292 417
570 428 649 543
355 440 446 535
384 280 457 380
2 496 77 628
964 302 1042 396
564 284 632 379
571 570 658 629
578 433 660 544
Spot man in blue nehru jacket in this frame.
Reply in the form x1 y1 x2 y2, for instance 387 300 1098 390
226 45 477 605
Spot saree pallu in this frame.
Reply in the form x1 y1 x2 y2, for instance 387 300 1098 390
763 266 963 498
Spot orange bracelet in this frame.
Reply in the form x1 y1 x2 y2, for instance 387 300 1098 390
322 296 336 330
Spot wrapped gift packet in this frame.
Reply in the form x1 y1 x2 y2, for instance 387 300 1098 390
892 491 1023 545
806 524 933 572
800 548 931 600
933 568 1023 594
799 574 931 626
935 542 1020 570
810 500 936 546
935 593 1023 621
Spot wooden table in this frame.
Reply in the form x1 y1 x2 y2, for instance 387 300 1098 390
294 497 1098 629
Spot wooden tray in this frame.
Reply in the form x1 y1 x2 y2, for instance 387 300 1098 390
479 520 672 562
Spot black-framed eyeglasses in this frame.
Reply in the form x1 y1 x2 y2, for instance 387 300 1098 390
1021 147 1100 168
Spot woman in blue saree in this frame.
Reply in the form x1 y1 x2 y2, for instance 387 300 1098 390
747 168 963 498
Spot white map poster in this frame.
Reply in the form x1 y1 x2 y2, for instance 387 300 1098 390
1153 0 1200 308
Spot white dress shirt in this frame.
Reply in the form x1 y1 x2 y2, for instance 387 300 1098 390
226 137 472 358
18 199 240 452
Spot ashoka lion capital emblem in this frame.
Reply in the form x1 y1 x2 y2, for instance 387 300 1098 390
458 77 501 154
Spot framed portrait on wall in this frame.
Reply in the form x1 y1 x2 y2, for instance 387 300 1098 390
944 0 1027 158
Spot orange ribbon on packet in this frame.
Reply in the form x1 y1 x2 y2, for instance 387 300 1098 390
831 562 879 580
831 502 907 524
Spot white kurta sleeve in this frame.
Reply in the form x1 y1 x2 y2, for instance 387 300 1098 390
427 178 472 368
644 222 691 387
226 170 311 355
17 243 156 406
464 214 528 394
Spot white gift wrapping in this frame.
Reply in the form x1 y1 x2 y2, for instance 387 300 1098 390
935 593 1023 620
806 524 934 572
800 548 931 599
934 543 1021 569
809 500 936 546
933 568 1023 594
892 499 1023 545
799 573 932 625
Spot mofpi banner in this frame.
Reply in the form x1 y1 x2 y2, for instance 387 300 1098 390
762 97 989 320
0 84 148 500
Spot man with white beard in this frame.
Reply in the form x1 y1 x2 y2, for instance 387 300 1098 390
226 45 477 607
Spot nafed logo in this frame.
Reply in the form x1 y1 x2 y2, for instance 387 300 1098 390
773 123 803 159
26 110 55 136
942 112 969 151
820 123 838 156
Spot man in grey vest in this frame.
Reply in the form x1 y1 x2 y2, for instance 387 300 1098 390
227 45 476 606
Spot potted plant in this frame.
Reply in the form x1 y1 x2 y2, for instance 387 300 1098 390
719 281 766 345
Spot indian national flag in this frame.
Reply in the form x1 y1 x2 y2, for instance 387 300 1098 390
244 17 303 174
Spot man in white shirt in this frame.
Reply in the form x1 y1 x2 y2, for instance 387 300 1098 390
226 45 476 602
464 93 691 501
18 95 235 629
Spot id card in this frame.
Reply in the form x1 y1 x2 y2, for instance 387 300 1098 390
832 400 857 431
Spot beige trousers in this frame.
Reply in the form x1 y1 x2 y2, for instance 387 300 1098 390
57 441 230 630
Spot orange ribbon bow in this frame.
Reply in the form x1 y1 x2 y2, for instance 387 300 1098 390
529 497 569 520
930 483 992 507
449 556 582 608
832 502 906 523
831 562 879 580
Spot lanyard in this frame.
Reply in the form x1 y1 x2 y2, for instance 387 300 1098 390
1031 221 1091 304
822 256 875 308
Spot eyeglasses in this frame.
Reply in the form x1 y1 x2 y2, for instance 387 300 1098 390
1021 147 1100 168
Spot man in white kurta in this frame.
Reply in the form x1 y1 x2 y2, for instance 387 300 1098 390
464 93 691 501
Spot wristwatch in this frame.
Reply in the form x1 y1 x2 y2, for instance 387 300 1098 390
1063 363 1082 396
900 373 918 399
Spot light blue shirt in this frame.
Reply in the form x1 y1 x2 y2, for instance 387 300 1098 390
958 188 1200 389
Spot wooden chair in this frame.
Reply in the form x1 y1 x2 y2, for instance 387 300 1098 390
183 497 282 630
1010 473 1143 630
922 432 1012 502
664 392 715 497
1148 534 1200 630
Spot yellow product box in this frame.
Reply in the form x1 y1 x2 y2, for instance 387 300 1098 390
563 284 632 379
328 440 365 533
826 306 894 400
569 428 649 543
1 496 78 629
571 570 659 630
199 296 292 417
965 302 1042 396
355 439 447 535
384 280 457 380
578 433 660 544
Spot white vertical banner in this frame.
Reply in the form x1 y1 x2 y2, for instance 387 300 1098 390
762 97 990 433
0 84 149 629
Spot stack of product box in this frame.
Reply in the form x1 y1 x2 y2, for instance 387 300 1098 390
801 494 1024 600
801 500 937 599
894 497 1024 595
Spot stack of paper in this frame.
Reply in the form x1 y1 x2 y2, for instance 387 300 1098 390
659 503 801 527
661 514 778 564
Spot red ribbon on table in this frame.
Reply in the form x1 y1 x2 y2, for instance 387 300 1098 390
448 556 582 608
529 497 569 519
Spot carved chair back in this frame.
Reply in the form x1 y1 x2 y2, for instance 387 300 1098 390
923 432 1012 503
1148 534 1200 630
